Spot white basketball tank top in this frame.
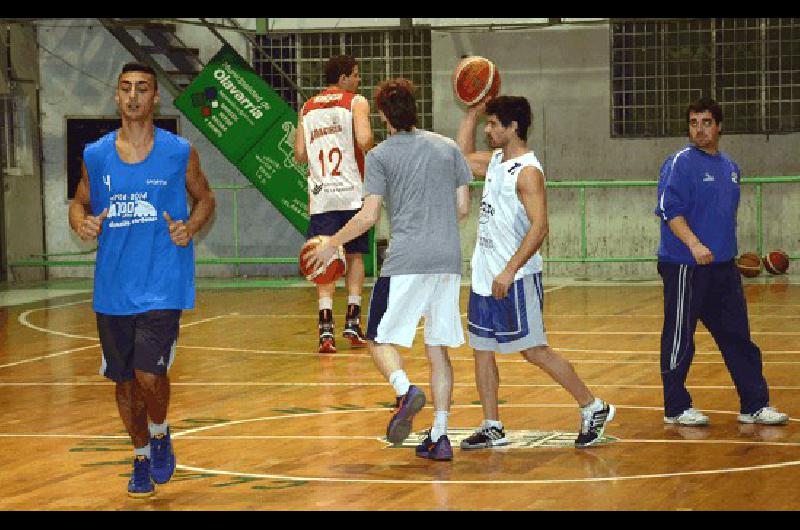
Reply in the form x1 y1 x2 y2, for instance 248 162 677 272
470 149 544 296
302 90 365 214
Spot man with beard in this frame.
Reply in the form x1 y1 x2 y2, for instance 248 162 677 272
457 96 615 449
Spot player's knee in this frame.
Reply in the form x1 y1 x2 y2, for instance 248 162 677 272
473 349 495 365
522 345 551 366
133 369 165 390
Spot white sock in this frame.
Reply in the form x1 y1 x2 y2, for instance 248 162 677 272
430 411 449 442
581 397 603 413
482 419 503 431
388 370 411 397
148 421 169 437
347 295 362 306
134 444 151 459
319 297 333 311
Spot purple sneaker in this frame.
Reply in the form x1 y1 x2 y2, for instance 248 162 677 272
386 385 426 444
416 433 453 461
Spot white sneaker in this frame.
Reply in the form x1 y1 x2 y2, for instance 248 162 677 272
664 408 710 426
737 406 789 425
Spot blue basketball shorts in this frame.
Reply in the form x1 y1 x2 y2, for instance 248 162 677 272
467 273 547 354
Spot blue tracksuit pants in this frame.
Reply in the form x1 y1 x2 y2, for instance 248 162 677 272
658 259 769 417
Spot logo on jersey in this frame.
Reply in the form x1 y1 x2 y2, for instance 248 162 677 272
107 192 158 228
479 200 495 225
102 174 111 191
309 123 343 144
703 172 715 182
312 184 323 195
508 162 522 174
731 171 739 183
157 356 165 366
312 93 344 104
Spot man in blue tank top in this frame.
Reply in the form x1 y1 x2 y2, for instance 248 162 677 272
68 63 216 498
656 97 788 427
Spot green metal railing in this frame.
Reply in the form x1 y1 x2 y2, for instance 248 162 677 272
9 176 800 271
468 176 800 263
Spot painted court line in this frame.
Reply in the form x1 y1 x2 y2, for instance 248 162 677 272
0 344 101 369
173 345 800 365
18 299 97 341
0 432 798 447
2 381 800 390
164 406 800 485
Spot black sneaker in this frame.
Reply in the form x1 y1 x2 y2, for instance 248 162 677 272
416 432 453 461
575 401 616 448
319 309 336 354
343 304 367 347
460 425 509 450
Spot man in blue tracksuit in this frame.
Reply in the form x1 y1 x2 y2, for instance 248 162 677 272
655 97 789 426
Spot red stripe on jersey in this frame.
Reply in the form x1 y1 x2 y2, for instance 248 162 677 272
302 88 357 115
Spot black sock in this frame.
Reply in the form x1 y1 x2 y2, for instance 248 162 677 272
346 304 361 320
319 309 333 324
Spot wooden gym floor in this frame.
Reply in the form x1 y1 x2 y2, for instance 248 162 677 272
0 277 799 510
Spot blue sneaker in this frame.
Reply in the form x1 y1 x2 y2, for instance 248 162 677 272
386 385 426 444
128 455 155 498
415 433 453 461
149 428 176 484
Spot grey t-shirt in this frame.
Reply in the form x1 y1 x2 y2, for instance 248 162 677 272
365 129 473 276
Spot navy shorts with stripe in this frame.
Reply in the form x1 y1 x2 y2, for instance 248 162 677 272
308 209 369 254
96 309 181 382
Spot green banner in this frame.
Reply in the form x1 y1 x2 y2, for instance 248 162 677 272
174 45 376 275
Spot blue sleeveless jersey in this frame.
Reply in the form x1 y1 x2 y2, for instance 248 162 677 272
84 127 195 315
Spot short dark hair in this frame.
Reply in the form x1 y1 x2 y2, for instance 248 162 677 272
374 78 418 132
119 62 158 90
485 96 532 140
324 55 357 85
687 96 723 124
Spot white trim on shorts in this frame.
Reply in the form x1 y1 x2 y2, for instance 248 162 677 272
468 274 548 354
370 273 465 348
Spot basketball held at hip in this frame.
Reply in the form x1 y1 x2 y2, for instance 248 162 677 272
299 235 347 284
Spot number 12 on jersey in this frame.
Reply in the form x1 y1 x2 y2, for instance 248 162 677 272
318 147 342 177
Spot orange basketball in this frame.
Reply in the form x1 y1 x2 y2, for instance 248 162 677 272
736 252 763 278
763 249 790 275
299 236 346 285
452 56 501 107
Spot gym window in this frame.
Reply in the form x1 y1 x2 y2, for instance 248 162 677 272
253 28 433 142
611 18 800 137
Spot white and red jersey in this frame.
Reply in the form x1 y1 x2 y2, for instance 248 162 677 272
301 87 366 214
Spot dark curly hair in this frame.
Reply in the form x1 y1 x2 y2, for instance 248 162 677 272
374 78 417 132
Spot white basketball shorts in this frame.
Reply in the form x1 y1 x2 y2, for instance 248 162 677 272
365 273 465 348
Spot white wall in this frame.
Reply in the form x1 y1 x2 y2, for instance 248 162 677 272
37 18 304 279
36 20 800 280
431 24 800 278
